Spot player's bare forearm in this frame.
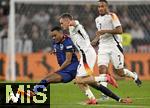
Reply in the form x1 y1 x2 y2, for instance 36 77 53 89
57 60 71 72
96 26 123 36
104 26 123 34
57 52 72 71
91 36 99 46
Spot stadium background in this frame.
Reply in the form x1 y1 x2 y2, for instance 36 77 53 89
0 0 150 81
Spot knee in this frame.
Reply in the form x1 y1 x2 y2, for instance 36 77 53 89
45 73 62 83
116 69 124 77
75 77 84 84
99 65 108 74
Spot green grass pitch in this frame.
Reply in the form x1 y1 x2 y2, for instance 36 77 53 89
50 80 150 108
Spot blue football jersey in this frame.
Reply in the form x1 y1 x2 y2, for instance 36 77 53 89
53 36 79 70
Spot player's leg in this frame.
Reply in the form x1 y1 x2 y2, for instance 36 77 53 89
115 68 142 86
42 72 62 83
75 57 97 104
35 70 76 87
89 83 132 103
75 79 97 104
97 51 111 100
22 70 76 97
75 74 118 88
75 48 97 84
18 72 63 97
77 47 116 87
111 46 142 86
78 47 116 100
75 78 97 104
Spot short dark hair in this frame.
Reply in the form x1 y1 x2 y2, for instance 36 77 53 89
60 13 73 20
98 0 108 4
51 26 63 32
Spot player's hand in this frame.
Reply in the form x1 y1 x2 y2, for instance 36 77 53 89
96 30 106 36
49 50 55 55
69 20 76 26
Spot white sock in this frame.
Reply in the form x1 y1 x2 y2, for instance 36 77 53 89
99 74 106 77
99 74 108 87
94 75 107 83
100 81 108 87
98 74 108 87
123 69 136 80
85 88 95 99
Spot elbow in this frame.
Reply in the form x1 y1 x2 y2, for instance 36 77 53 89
116 28 123 34
118 27 123 34
118 30 123 34
116 26 123 34
120 28 123 34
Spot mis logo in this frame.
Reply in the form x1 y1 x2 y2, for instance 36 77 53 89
0 83 50 108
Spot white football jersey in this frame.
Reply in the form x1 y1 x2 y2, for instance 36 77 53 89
69 20 92 52
95 12 122 46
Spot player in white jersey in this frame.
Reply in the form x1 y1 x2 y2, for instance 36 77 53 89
92 0 142 95
59 13 133 104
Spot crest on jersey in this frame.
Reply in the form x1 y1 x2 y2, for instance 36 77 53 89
60 44 64 50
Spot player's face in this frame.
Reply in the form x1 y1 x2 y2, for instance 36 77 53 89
98 2 108 15
60 18 70 30
50 30 63 43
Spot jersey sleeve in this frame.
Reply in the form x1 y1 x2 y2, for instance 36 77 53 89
75 20 88 39
111 13 121 28
95 18 99 29
64 38 74 52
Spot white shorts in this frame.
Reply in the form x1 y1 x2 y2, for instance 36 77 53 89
76 47 96 77
97 44 124 69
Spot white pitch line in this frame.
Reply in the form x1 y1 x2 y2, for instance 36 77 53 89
78 103 150 108
132 97 150 100
95 97 150 102
98 97 150 101
77 97 150 108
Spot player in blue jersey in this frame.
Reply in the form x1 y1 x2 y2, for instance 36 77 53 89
40 27 79 84
20 26 132 104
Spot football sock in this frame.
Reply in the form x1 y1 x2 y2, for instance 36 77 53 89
91 84 120 101
85 88 96 100
99 74 108 87
123 69 136 79
99 74 108 97
94 75 107 82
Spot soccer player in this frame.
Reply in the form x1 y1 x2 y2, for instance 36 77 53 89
59 13 132 104
21 26 132 104
91 0 142 99
59 13 117 86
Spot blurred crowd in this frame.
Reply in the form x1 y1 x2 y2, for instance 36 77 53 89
0 0 150 53
0 0 9 39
